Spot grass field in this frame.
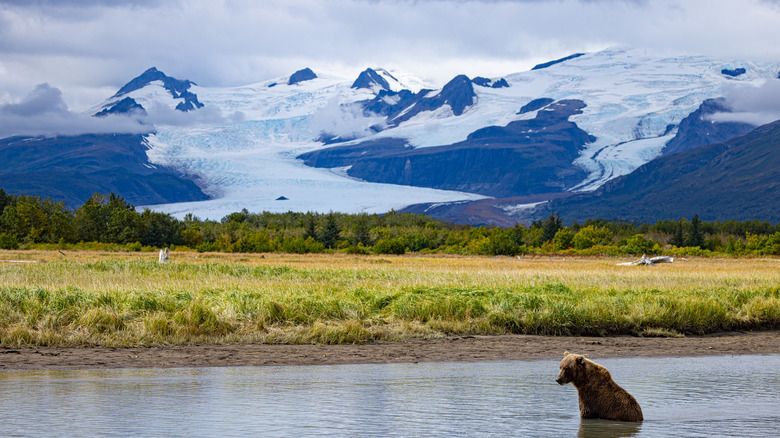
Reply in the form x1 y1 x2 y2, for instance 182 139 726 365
1 250 779 347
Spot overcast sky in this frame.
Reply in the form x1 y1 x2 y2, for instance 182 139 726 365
1 0 780 117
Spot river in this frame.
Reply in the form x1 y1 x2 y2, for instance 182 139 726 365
1 354 778 437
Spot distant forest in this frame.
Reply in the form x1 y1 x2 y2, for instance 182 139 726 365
1 190 779 256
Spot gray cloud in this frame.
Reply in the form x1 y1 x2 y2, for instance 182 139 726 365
145 101 245 127
310 98 386 139
0 81 247 137
0 83 67 117
0 83 150 138
1 0 780 126
708 81 780 126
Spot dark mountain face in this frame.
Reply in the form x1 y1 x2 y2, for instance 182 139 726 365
388 74 476 125
94 97 147 117
531 53 585 70
356 74 477 131
472 77 509 88
662 98 755 157
518 98 555 115
288 68 317 85
115 67 195 97
544 120 780 223
351 68 391 91
721 68 746 77
299 99 594 198
0 134 208 207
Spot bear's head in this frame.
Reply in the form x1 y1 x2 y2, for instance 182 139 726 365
556 351 588 385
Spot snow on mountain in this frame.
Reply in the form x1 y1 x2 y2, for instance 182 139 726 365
92 67 204 117
141 71 485 219
115 48 779 220
361 47 778 191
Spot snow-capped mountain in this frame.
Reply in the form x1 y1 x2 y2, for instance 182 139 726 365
145 47 778 220
4 47 778 222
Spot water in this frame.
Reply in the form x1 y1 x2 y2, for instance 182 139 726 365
1 355 778 437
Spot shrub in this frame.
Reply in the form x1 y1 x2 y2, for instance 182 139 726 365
622 234 659 255
282 237 324 254
373 238 406 255
553 228 574 251
0 232 19 250
572 225 613 249
485 231 521 256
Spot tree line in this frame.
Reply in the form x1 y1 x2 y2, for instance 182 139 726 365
1 190 779 256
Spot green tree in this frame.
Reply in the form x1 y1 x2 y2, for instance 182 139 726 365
140 209 183 247
1 195 51 243
486 230 521 256
233 230 275 253
668 219 685 247
623 234 657 255
373 238 405 255
572 225 613 250
318 212 340 249
0 232 19 249
352 213 371 246
74 193 111 242
685 214 704 248
303 213 318 240
541 212 562 243
553 228 574 251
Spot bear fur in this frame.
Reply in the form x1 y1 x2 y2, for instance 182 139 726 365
556 351 643 422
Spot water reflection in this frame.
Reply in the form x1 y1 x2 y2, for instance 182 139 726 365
0 354 778 437
578 419 642 438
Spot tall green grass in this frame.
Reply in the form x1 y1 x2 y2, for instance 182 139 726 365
1 254 778 346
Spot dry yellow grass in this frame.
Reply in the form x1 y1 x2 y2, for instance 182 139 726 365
1 250 778 346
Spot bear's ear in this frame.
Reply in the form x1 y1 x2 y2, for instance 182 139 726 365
563 351 570 357
576 356 584 366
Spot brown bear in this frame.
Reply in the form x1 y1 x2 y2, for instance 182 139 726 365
556 351 643 422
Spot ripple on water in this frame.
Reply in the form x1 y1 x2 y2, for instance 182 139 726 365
0 355 778 437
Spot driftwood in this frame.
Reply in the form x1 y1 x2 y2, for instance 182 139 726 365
617 254 674 266
158 247 170 264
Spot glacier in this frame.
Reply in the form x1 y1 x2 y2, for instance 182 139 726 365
124 47 778 220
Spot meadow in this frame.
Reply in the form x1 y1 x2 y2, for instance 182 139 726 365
1 250 778 347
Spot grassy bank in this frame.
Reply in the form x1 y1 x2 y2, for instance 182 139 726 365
1 251 779 347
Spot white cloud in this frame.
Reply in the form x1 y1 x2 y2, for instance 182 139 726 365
310 98 386 140
0 81 248 137
1 0 779 117
144 101 243 127
708 80 780 126
0 83 150 138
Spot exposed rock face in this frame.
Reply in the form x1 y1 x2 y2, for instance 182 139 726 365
531 53 584 70
97 67 204 115
288 68 317 85
351 68 391 91
662 98 754 157
721 68 746 77
299 99 594 198
546 120 780 223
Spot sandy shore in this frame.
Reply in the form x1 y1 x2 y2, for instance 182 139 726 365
1 331 778 370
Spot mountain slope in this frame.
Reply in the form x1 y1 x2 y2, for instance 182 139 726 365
3 48 778 221
299 99 594 197
544 120 780 223
0 134 208 207
662 98 755 156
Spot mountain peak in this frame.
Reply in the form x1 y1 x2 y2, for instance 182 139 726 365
288 68 317 85
115 67 196 98
351 68 391 91
99 67 203 116
439 75 475 115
